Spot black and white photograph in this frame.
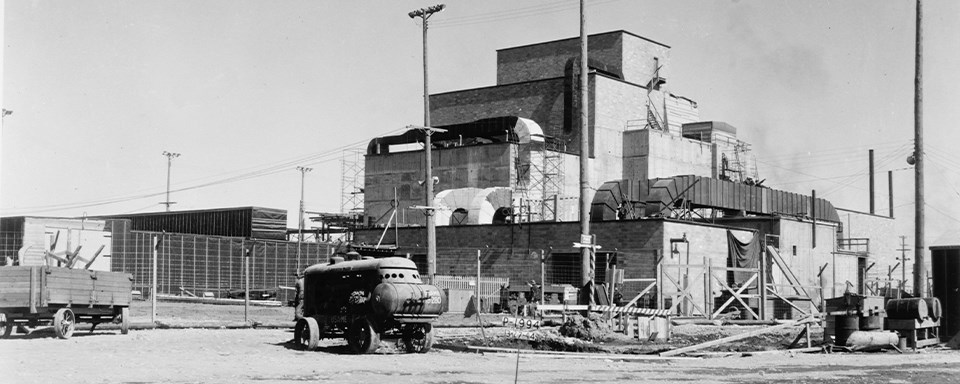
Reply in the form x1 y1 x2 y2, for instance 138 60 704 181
1 1 959 383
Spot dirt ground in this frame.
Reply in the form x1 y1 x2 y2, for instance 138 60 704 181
2 301 959 383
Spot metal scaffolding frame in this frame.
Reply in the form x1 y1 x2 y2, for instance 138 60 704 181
340 148 365 214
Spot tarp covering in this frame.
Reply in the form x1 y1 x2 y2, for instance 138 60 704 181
727 230 761 285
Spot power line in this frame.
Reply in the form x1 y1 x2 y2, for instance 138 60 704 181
2 127 406 215
431 0 620 29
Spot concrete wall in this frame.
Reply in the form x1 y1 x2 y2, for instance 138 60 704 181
496 31 670 86
623 129 714 181
775 218 843 302
837 208 902 288
354 219 752 309
430 78 569 142
365 143 515 226
660 221 756 314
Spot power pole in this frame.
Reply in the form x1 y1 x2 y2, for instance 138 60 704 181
296 166 313 272
409 3 445 280
897 235 911 296
161 151 181 211
913 0 926 297
578 0 594 305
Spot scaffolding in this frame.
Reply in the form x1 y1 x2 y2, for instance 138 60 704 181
523 138 566 222
719 138 758 183
340 148 365 214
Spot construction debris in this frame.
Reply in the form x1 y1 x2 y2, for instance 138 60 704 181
660 317 818 357
558 313 613 342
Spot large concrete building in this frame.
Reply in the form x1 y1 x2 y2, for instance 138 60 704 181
354 31 900 317
365 31 755 227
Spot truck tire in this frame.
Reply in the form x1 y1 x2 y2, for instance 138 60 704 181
347 317 380 354
54 308 75 339
402 323 434 353
296 317 320 350
120 307 130 335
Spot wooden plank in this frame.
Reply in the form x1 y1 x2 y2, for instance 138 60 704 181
0 281 33 289
661 317 818 357
0 288 32 294
46 280 131 290
767 246 809 298
0 294 32 306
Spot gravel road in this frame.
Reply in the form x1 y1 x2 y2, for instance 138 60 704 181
2 328 959 383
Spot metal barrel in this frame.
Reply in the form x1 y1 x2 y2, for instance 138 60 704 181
834 315 859 346
885 298 928 320
922 297 942 321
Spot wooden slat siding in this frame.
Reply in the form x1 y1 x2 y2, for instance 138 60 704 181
0 293 31 303
47 290 127 306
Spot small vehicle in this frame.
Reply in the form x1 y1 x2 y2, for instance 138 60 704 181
0 266 132 339
295 256 445 353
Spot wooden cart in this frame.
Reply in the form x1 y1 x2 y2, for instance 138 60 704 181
0 266 133 339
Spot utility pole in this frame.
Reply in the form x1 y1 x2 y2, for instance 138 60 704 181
296 166 313 272
869 149 875 214
161 151 181 212
913 0 926 297
897 235 911 296
409 3 445 280
578 0 594 305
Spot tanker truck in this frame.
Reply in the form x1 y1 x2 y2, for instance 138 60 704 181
294 256 445 354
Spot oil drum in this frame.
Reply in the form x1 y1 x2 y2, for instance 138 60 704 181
885 298 928 320
834 315 859 346
923 297 942 321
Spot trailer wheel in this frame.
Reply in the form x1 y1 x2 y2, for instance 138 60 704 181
120 308 130 335
347 317 380 354
402 324 434 353
54 308 75 339
296 317 320 350
1 323 12 339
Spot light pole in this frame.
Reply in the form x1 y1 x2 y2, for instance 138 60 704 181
296 166 313 272
161 151 181 212
409 3 445 280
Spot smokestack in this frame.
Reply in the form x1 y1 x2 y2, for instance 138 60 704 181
869 149 875 214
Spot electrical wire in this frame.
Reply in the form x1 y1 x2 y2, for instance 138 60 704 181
1 127 408 215
431 0 621 29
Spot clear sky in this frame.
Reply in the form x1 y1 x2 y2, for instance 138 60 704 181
2 0 958 247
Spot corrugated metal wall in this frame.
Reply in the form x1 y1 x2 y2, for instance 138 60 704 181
645 176 841 222
101 207 287 240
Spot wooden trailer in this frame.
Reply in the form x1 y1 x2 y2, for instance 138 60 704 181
0 266 133 339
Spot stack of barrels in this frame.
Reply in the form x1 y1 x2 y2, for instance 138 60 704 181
886 297 942 323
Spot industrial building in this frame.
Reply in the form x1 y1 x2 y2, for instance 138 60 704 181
353 30 901 319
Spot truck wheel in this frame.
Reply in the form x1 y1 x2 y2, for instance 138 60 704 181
347 317 380 354
54 308 75 339
120 308 130 335
296 317 320 350
402 324 435 353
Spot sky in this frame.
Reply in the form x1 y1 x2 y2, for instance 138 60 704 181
2 0 959 248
